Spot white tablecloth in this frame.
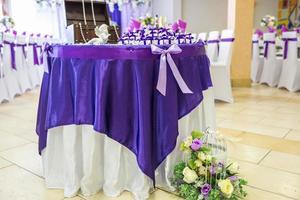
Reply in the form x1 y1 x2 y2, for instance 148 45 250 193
41 87 216 200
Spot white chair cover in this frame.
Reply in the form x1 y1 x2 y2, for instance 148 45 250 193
41 88 216 200
251 34 263 83
210 29 234 103
27 35 41 87
0 44 9 103
206 31 219 62
277 31 300 92
2 32 22 99
198 32 207 43
15 34 32 92
260 33 283 87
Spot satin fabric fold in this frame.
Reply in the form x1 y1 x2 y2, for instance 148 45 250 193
36 43 212 183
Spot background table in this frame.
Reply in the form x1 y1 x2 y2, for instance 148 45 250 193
36 43 216 199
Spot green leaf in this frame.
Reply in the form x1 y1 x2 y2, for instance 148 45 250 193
191 130 204 139
173 162 186 180
188 159 197 170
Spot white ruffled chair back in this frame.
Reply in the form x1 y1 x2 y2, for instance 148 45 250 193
27 34 41 86
218 29 234 66
198 32 207 43
15 33 32 92
260 32 283 87
2 31 22 99
206 31 219 62
210 29 234 103
0 37 9 103
278 31 300 91
251 34 263 83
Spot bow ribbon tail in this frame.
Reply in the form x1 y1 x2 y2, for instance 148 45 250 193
156 54 167 96
33 45 39 65
166 53 193 94
284 39 288 59
264 42 268 58
10 44 16 70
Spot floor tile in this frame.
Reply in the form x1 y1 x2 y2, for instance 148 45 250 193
0 165 64 200
238 161 300 199
259 118 300 130
218 120 290 138
0 143 43 176
0 157 11 169
260 151 300 174
227 142 270 163
246 186 293 200
285 129 300 142
0 132 31 152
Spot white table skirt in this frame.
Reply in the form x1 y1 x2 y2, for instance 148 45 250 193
41 87 216 200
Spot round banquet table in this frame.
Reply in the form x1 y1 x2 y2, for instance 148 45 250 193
36 43 216 200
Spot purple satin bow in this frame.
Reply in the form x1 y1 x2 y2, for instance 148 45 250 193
220 38 235 42
282 38 297 59
29 43 39 65
3 41 16 70
263 40 275 58
252 40 259 43
151 44 193 96
15 44 27 58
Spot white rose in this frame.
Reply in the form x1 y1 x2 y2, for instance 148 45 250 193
182 167 198 183
206 155 212 162
184 136 193 148
198 152 206 161
195 159 202 167
228 162 239 173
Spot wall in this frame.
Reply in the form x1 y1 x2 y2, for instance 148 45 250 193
152 0 182 23
10 0 61 37
253 0 278 30
182 0 228 33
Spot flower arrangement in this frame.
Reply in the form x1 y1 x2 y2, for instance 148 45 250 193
171 130 247 200
260 15 277 32
0 16 15 30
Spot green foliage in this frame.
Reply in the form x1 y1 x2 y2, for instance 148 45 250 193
173 162 186 180
191 130 204 139
188 159 197 170
207 189 221 200
179 184 199 200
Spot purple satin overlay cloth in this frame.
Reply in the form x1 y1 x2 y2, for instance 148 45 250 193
3 41 16 70
282 38 297 59
36 43 212 182
263 40 275 58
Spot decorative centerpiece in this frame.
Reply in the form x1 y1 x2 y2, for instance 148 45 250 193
0 16 15 31
119 18 196 45
260 15 277 33
171 130 247 200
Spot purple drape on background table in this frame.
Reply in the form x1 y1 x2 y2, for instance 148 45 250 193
36 43 212 182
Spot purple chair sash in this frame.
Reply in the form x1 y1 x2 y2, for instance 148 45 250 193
252 40 259 44
282 38 297 59
207 39 219 44
36 43 212 182
3 41 16 70
28 43 39 65
15 44 27 58
263 40 275 58
220 38 235 42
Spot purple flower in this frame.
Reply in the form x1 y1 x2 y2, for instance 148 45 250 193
209 165 216 175
190 139 203 151
228 176 238 182
201 183 211 196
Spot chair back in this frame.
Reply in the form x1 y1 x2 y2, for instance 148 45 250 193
252 34 260 59
206 31 219 62
282 31 297 61
217 29 234 67
198 32 207 42
263 32 276 60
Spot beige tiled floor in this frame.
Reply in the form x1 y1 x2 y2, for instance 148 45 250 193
0 84 300 200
